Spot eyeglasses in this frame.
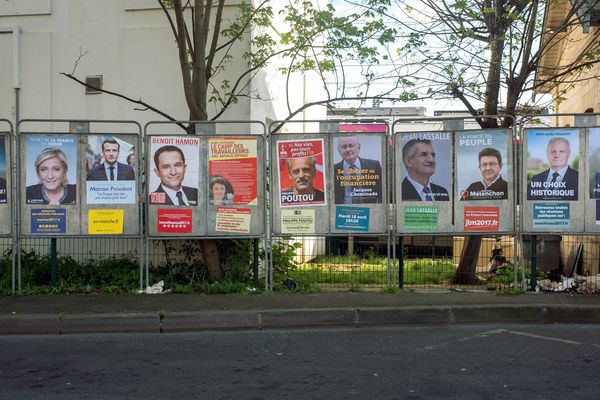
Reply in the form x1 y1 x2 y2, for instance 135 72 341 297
480 162 500 168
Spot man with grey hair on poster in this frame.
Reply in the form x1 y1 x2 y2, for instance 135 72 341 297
528 136 578 200
334 136 383 204
401 139 449 201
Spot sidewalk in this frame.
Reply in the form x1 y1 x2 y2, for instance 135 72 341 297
1 290 599 335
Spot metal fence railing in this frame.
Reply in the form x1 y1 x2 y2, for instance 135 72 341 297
3 115 600 294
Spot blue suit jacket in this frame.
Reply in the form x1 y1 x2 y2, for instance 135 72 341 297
87 162 135 181
401 177 449 201
528 166 578 200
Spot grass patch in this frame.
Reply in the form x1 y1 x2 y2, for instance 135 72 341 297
294 256 456 287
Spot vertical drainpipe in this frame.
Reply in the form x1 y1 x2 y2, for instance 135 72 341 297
1 26 21 293
13 26 21 124
0 26 21 124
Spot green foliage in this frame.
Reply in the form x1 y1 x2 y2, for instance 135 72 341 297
2 249 140 295
403 258 456 285
380 287 404 294
294 256 455 288
0 236 271 295
270 237 301 281
201 280 251 294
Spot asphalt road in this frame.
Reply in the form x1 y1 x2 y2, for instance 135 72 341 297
1 324 599 399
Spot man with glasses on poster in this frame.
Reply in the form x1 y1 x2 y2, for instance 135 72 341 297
334 136 382 204
460 148 508 200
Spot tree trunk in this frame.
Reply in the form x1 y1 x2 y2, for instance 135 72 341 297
452 236 481 284
202 240 223 280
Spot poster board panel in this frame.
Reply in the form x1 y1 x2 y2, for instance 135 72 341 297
329 132 387 234
205 135 265 236
522 128 584 233
0 133 10 236
146 135 207 237
454 129 514 233
395 131 453 233
20 133 80 235
271 134 329 235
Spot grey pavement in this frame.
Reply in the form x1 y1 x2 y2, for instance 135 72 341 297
1 290 599 335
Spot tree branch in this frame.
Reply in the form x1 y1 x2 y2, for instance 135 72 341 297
60 72 188 131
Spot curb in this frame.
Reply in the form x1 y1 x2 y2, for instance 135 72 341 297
2 305 600 335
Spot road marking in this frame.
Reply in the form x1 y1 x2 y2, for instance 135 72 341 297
505 330 581 345
419 328 583 350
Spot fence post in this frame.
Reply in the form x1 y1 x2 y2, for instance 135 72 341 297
530 235 537 290
50 238 57 287
253 238 259 288
398 236 404 289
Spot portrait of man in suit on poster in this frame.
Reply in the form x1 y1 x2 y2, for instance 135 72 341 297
87 138 135 181
401 138 449 201
527 135 578 201
149 145 198 206
333 136 383 204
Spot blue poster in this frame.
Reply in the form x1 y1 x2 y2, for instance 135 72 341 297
335 206 370 231
532 203 569 228
31 208 66 234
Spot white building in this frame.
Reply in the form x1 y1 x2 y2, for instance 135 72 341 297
0 0 325 129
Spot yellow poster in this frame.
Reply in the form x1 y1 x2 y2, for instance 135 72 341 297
281 209 315 234
88 209 124 234
215 207 251 233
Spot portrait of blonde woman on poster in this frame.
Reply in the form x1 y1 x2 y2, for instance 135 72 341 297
26 147 76 205
209 176 234 205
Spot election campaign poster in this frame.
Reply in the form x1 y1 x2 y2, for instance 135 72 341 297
400 132 451 202
403 205 439 232
208 137 258 205
86 135 136 204
333 135 383 204
31 208 66 233
281 209 316 233
88 209 124 234
25 135 78 205
526 129 579 201
148 136 200 206
339 123 387 133
0 135 6 204
589 127 600 199
457 130 509 201
463 206 500 232
277 139 326 207
215 207 252 233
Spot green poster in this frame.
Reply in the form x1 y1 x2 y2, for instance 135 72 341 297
404 205 438 232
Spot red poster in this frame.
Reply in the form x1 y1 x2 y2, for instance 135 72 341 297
208 138 258 205
277 139 326 207
464 206 499 232
157 209 193 233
